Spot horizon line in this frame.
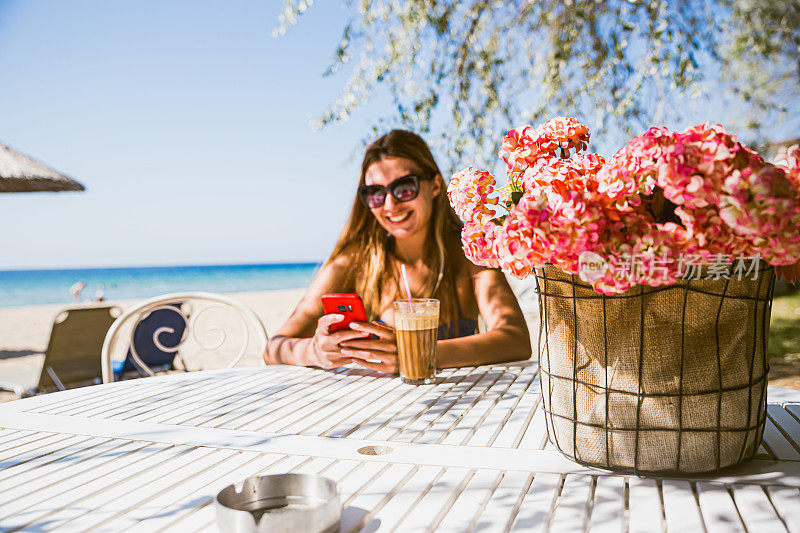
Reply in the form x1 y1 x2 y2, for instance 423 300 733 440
0 259 325 273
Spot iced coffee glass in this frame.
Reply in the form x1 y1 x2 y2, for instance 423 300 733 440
393 298 439 385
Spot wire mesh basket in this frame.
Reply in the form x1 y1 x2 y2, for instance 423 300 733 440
534 262 775 474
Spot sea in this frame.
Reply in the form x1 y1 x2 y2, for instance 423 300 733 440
0 262 321 308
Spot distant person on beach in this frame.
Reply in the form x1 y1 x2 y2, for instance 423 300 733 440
69 281 86 303
93 284 105 302
265 130 531 373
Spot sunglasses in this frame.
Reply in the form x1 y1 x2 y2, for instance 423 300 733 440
357 174 434 209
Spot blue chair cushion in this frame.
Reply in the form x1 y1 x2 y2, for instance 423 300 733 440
113 305 186 378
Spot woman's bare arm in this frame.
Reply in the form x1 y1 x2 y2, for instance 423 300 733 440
264 256 368 367
436 266 531 368
341 265 532 372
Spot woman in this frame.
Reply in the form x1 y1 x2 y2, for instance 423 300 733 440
264 130 531 372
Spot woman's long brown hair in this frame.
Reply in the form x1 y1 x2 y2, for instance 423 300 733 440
328 130 464 324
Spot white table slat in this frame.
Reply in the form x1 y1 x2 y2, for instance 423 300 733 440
250 368 382 432
114 375 258 422
509 472 562 532
768 405 800 457
193 368 344 429
42 446 228 531
0 430 62 459
467 364 539 447
0 435 110 490
142 370 289 425
367 368 479 442
784 403 800 422
0 441 176 529
382 466 470 532
588 475 625 533
411 368 506 444
357 368 476 441
627 477 663 533
164 453 313 532
0 440 141 508
0 429 34 445
492 374 542 448
471 470 533 532
393 368 494 443
433 469 502 531
124 372 268 423
0 433 89 472
119 451 277 532
338 462 417 532
412 467 475 531
293 456 339 475
732 483 789 532
438 369 520 446
322 369 453 437
696 482 746 533
763 415 800 462
325 368 459 439
550 474 594 533
519 408 549 451
71 380 199 421
177 366 313 426
226 369 357 431
765 485 800 533
434 369 518 443
85 377 224 420
661 480 704 532
263 371 384 433
290 372 404 435
28 378 171 416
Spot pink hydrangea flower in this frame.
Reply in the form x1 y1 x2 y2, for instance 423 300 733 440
775 144 800 176
719 162 800 263
461 220 500 268
493 193 552 278
539 116 590 157
499 117 591 175
447 167 499 223
452 119 800 294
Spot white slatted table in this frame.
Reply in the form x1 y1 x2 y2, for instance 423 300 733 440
1 362 799 532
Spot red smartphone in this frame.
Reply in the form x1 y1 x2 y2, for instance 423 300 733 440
321 293 368 332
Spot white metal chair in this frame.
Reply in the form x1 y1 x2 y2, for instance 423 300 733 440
101 292 268 383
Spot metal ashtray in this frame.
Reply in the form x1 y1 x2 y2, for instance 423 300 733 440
215 473 340 533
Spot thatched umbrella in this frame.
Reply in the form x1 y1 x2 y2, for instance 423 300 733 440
0 143 84 193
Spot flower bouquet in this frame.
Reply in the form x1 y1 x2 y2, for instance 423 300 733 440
448 118 800 474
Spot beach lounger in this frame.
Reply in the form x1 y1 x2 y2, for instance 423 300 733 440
0 305 121 397
101 292 268 383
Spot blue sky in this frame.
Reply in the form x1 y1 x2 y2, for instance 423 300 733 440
0 1 385 269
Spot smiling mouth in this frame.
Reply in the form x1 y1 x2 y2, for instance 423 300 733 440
386 212 411 223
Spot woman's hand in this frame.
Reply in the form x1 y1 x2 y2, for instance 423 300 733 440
308 314 371 369
339 321 399 374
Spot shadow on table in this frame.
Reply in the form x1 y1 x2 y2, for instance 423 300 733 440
0 440 150 471
0 349 41 360
337 367 386 378
340 506 378 532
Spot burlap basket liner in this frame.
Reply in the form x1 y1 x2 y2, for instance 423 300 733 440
535 263 774 474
